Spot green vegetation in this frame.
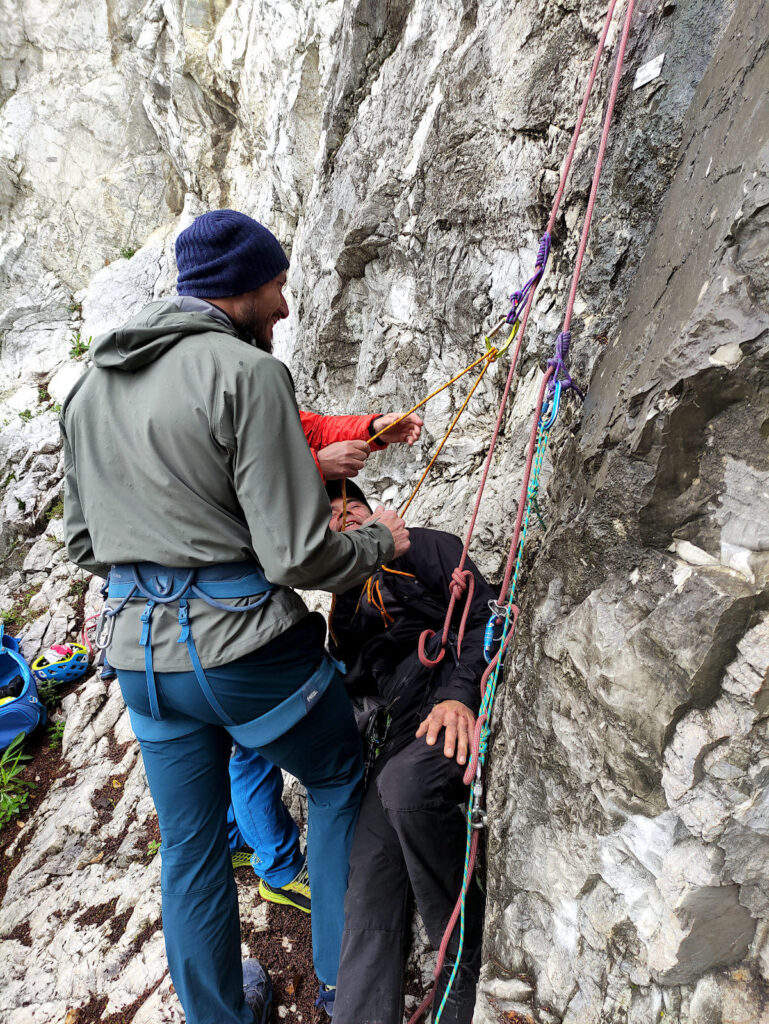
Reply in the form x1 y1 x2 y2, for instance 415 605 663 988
146 838 162 858
68 578 89 598
47 720 66 750
119 246 137 260
18 409 33 422
1 584 43 636
37 673 64 709
37 385 50 405
69 332 92 360
0 734 34 830
45 499 64 521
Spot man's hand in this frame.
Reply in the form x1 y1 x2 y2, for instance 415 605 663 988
364 506 410 558
317 440 371 480
415 700 476 765
372 412 423 446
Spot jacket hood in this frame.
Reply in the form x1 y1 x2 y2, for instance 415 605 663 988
91 300 242 370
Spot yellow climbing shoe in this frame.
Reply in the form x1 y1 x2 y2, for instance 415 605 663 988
231 849 253 870
258 863 311 914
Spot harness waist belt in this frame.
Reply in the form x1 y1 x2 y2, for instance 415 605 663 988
108 560 273 604
103 560 277 727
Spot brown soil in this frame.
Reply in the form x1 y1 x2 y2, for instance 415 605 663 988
242 897 321 1023
2 919 31 945
0 716 66 904
69 993 109 1024
76 897 119 930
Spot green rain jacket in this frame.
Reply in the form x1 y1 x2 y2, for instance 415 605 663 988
61 300 394 671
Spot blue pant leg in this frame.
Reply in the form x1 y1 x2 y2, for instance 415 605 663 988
227 745 303 886
255 672 363 987
137 726 253 1024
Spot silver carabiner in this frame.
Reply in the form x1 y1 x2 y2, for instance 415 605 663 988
94 608 116 651
470 777 486 831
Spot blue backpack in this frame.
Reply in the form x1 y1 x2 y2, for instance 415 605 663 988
0 625 46 751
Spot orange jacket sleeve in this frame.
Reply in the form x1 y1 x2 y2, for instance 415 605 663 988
299 411 389 482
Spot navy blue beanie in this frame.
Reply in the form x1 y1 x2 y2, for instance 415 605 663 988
175 210 289 298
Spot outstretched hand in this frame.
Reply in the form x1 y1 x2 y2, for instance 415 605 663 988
415 700 476 765
372 412 423 446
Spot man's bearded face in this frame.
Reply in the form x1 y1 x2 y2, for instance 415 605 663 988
230 271 289 353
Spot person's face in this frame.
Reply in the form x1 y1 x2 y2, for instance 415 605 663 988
230 271 289 352
329 497 371 532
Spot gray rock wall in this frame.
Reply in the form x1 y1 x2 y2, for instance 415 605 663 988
1 1 767 1021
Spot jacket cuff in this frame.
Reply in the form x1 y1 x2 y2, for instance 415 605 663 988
367 415 389 451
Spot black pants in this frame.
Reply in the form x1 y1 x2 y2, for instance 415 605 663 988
334 734 485 1024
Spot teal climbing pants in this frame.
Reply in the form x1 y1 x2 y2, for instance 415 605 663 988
118 657 363 1024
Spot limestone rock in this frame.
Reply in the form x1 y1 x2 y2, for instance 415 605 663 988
1 0 768 1022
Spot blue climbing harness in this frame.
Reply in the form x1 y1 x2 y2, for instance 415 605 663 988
99 561 274 724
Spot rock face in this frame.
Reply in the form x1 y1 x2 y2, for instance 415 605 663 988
1 1 767 1022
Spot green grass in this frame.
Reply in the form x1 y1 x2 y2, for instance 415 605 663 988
119 246 137 260
0 734 35 830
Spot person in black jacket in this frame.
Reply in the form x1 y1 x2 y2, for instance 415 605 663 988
328 481 494 1024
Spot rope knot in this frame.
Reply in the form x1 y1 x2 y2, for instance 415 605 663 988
546 329 584 399
449 568 470 600
505 233 551 325
535 231 551 269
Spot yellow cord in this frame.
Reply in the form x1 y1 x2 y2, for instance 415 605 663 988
399 352 495 517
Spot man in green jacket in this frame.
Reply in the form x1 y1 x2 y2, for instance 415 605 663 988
61 210 409 1024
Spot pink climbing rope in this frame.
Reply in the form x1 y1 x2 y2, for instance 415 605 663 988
417 0 621 668
410 3 638 1019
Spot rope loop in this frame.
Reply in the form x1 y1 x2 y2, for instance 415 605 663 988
546 329 584 400
418 628 445 668
505 232 552 325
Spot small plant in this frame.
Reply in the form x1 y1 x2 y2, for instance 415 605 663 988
119 246 137 260
36 674 62 709
48 720 66 750
69 332 92 360
37 385 50 405
0 733 35 830
18 409 32 422
67 299 82 315
68 578 89 598
52 403 62 416
1 585 43 636
45 499 64 521
146 839 162 858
